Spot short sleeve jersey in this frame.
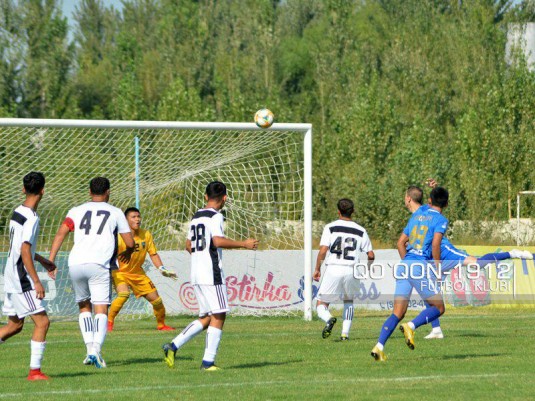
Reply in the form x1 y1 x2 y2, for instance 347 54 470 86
4 205 40 293
187 208 225 285
117 228 157 275
403 207 449 260
64 202 131 269
319 219 373 266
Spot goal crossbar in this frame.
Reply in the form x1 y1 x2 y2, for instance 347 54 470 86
0 118 311 132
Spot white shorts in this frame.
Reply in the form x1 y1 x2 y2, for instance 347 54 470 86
69 263 111 305
316 265 360 303
2 291 45 319
194 284 230 317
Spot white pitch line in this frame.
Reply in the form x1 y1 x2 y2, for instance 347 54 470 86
0 373 509 398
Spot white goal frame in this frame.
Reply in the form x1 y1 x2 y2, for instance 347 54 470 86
0 118 314 320
517 190 535 246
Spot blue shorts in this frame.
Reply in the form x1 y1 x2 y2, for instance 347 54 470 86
441 244 468 272
394 259 441 300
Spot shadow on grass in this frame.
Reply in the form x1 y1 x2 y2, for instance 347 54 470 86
440 353 503 360
52 371 101 378
229 359 303 369
456 333 489 338
111 355 193 367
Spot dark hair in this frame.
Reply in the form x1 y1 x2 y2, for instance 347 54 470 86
430 187 449 208
89 177 110 195
406 186 423 204
206 181 227 200
23 172 45 195
337 198 354 218
124 207 140 217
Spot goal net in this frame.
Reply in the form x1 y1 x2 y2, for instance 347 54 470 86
0 119 313 321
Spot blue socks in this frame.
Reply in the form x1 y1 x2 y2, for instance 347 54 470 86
411 306 441 329
378 314 400 346
476 252 510 267
424 301 441 328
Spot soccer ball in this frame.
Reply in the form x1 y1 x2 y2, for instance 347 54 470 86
254 109 274 129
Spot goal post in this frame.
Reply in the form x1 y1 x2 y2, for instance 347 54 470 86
517 191 535 246
0 118 313 321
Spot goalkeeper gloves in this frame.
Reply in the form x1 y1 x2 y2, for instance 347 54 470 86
157 266 178 280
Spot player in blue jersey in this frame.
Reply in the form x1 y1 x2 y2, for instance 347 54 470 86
371 186 449 361
415 181 533 338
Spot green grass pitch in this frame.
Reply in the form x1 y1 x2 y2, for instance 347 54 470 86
1 308 534 401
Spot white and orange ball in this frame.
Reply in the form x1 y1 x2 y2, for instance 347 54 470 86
254 108 274 128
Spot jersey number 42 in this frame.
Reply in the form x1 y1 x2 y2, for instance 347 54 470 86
330 236 357 260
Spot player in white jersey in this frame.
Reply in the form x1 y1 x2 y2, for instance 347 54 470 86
313 199 375 340
0 172 57 380
162 181 258 371
48 177 134 368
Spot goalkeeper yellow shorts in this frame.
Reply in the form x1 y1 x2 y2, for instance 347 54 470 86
112 271 157 298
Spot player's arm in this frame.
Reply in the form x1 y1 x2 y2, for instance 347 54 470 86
397 233 409 259
21 242 45 299
212 236 258 250
426 178 438 189
313 245 328 281
34 253 57 279
117 208 136 264
150 252 178 280
49 222 71 263
367 250 375 269
432 232 443 269
185 239 192 254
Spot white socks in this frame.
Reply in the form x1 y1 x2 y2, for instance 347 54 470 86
317 304 332 323
79 312 107 355
172 320 204 350
375 342 384 351
202 326 222 363
432 327 443 334
407 322 416 330
30 340 46 369
93 314 108 354
79 312 94 354
342 303 354 336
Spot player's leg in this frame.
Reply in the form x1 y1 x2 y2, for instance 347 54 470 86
340 273 358 340
107 273 130 331
372 279 411 360
199 283 230 371
27 311 50 380
315 266 338 338
341 301 354 340
0 316 24 343
70 265 95 363
201 312 226 371
162 284 210 368
424 300 444 339
144 287 174 331
163 315 209 368
88 264 112 368
9 290 50 380
0 294 24 343
465 249 532 269
78 300 95 364
372 296 408 361
402 277 445 351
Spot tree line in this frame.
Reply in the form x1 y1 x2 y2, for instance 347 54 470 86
0 0 534 244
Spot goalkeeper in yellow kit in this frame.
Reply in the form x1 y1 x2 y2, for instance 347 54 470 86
108 207 177 331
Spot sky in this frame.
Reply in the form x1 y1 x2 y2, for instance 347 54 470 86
61 0 124 25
